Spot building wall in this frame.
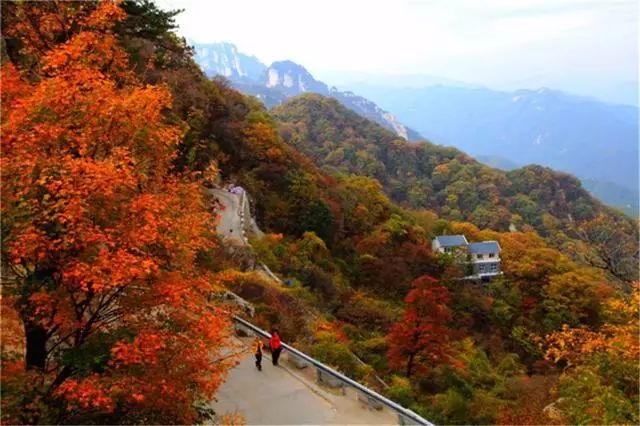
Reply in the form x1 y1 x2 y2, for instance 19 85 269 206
472 261 501 275
473 252 500 261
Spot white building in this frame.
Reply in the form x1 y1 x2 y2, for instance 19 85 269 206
467 241 501 280
432 235 469 254
432 235 502 282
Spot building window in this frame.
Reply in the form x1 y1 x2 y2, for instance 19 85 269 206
489 253 495 258
477 254 483 259
490 263 497 272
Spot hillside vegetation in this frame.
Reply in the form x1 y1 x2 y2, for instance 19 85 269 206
344 84 639 194
1 1 637 425
272 94 638 284
174 27 638 426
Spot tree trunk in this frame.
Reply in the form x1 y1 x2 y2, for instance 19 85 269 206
406 352 415 378
25 321 47 370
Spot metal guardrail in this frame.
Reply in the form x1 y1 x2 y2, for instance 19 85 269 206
259 262 283 284
222 291 255 317
232 316 434 426
219 190 432 424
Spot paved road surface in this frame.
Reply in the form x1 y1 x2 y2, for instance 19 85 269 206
210 188 244 244
212 341 396 425
209 188 398 425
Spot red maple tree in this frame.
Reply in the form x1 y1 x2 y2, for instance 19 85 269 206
387 275 456 377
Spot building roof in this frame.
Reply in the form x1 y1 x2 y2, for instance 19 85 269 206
468 241 501 254
434 235 469 247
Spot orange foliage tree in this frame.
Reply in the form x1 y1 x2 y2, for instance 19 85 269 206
387 275 457 377
1 2 231 423
544 286 639 424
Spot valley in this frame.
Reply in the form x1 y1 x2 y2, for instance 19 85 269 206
1 2 637 426
194 42 639 217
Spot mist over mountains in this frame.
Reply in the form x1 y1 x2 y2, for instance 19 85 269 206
193 43 419 140
349 83 639 216
194 42 265 83
193 42 638 216
3 2 639 424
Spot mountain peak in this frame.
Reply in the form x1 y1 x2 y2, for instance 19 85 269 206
193 42 266 82
191 42 420 140
270 60 305 69
264 60 329 95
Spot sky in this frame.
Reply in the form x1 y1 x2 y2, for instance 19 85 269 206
156 0 638 104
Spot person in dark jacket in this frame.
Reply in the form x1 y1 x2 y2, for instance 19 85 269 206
269 329 282 366
253 337 264 371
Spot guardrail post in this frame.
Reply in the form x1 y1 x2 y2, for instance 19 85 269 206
286 351 309 369
231 316 434 426
399 413 409 425
398 410 423 425
316 369 346 395
358 392 384 411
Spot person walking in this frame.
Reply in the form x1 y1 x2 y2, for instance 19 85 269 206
253 337 264 371
269 329 282 366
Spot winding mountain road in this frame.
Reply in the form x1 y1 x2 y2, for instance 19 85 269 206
211 338 396 425
210 188 245 244
208 186 405 425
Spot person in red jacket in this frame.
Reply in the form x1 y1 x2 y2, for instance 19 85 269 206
269 329 282 366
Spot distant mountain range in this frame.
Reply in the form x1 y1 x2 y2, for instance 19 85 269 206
193 43 638 217
193 43 419 140
347 83 639 215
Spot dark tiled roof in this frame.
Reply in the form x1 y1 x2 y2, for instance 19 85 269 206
468 241 501 254
434 235 468 247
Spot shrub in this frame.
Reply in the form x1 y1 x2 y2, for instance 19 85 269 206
309 337 360 379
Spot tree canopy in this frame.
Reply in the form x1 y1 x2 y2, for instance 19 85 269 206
1 2 231 423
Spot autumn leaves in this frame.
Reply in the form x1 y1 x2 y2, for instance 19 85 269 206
1 2 231 423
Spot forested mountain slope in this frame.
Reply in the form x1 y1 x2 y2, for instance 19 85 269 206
479 157 639 218
347 84 639 194
2 2 637 425
272 95 638 283
272 95 621 226
105 6 640 426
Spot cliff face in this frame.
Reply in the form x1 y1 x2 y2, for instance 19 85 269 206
263 61 330 95
329 90 412 140
192 42 420 140
259 61 413 139
194 42 266 82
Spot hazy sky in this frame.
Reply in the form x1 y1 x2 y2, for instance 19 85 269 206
156 0 638 102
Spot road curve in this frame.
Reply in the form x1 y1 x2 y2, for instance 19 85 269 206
208 189 398 424
209 188 244 244
212 340 396 425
